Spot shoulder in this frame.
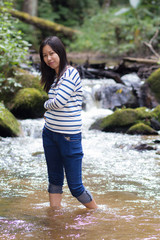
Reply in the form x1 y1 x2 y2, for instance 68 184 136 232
64 66 80 80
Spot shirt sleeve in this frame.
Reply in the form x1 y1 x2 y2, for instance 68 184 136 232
44 77 76 110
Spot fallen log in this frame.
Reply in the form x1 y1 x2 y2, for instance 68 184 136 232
4 8 80 38
123 57 160 65
76 65 123 84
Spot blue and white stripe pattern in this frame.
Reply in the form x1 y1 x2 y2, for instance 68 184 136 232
44 66 82 134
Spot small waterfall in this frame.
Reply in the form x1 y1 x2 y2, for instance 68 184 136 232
82 78 116 110
82 73 142 110
20 118 44 138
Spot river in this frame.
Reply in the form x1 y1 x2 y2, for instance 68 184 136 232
0 79 160 240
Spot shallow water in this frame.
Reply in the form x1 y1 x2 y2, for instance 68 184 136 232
0 79 160 239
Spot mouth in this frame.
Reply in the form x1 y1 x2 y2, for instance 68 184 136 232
48 61 54 65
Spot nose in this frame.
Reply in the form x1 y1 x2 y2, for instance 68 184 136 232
47 55 52 61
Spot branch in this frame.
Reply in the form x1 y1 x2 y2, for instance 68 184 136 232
143 30 160 59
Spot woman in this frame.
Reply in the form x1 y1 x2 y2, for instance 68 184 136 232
39 36 97 209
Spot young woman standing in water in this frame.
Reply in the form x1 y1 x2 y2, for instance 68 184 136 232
39 36 98 209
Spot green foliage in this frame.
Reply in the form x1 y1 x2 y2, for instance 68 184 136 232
49 0 100 26
38 0 57 22
0 67 46 107
0 1 30 93
11 0 160 57
69 4 160 57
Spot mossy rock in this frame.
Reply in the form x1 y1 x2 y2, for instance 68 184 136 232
13 67 42 90
0 67 44 107
89 106 160 135
152 104 160 122
10 88 47 119
127 123 158 135
146 68 160 102
90 107 153 132
0 102 21 137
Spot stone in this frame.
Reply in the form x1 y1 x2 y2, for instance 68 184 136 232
127 123 158 135
0 102 21 137
10 88 47 119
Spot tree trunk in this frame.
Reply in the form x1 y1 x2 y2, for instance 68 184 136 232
22 0 38 16
102 0 111 8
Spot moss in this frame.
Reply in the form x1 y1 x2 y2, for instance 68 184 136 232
0 67 46 108
146 68 160 102
11 88 47 119
152 104 160 122
9 9 79 37
101 107 154 129
0 102 21 137
90 106 158 134
100 108 143 131
127 123 158 135
135 107 153 119
13 67 42 90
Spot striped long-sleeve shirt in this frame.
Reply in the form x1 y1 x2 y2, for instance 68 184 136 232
44 66 83 134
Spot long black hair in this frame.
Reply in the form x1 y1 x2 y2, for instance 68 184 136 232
39 36 68 92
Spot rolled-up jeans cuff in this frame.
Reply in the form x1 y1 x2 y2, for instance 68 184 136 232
48 183 63 194
77 188 93 204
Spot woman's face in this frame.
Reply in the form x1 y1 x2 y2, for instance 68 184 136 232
42 44 60 74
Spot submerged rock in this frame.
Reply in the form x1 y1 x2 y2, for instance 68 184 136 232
10 88 47 119
0 102 21 137
134 143 157 151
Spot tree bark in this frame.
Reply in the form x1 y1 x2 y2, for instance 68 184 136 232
22 0 38 16
7 9 80 38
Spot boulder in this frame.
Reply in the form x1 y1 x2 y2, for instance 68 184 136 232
0 102 21 137
94 83 139 110
90 107 159 135
13 68 42 90
127 123 158 135
10 88 47 119
146 68 160 103
140 68 160 108
153 104 160 122
0 67 44 107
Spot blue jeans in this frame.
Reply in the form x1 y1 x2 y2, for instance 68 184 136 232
42 127 92 204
